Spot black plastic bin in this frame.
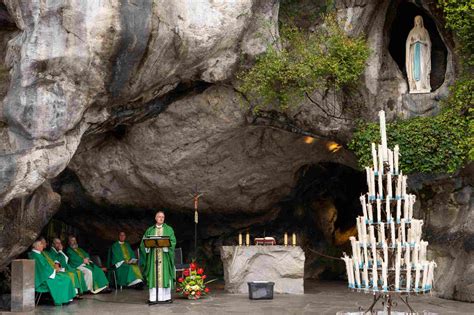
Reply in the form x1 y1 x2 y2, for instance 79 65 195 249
247 281 274 300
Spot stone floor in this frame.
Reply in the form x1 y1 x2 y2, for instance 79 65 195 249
29 281 472 315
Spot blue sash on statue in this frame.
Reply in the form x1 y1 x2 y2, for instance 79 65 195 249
413 41 421 82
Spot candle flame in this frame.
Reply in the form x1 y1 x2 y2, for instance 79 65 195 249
327 141 342 153
304 136 315 144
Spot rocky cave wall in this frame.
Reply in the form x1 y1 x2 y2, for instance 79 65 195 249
0 0 471 302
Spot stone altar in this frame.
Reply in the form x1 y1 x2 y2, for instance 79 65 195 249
220 246 305 294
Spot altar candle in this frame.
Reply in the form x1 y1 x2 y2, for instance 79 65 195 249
378 144 384 176
292 233 296 246
372 143 378 173
395 262 400 290
367 203 373 223
422 261 429 290
396 198 401 222
396 172 402 197
387 172 392 200
284 233 288 246
388 149 394 174
382 261 388 290
383 242 388 265
360 195 367 219
238 233 242 246
406 265 412 291
246 232 250 246
372 263 378 289
379 110 388 161
378 166 384 198
385 198 391 222
363 263 369 288
390 221 396 245
394 145 399 174
401 219 406 244
376 198 381 223
414 263 421 291
380 222 386 245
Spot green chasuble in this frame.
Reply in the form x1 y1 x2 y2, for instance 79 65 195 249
28 251 76 306
108 241 143 286
65 247 109 290
47 248 88 293
139 224 176 289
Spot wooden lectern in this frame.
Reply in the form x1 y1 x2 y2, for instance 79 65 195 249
143 236 171 304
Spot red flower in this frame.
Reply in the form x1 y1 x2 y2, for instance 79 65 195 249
202 275 207 280
190 262 197 270
184 291 189 296
204 287 210 293
196 290 201 296
178 277 184 283
197 268 204 275
183 269 190 277
176 288 181 292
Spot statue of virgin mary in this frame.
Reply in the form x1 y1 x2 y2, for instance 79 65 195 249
406 15 431 93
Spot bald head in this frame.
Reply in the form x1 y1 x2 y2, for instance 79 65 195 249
155 211 165 225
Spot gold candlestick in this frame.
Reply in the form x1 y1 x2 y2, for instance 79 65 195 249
292 233 296 246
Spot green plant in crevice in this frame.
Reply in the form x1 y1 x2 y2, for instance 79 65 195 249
237 13 370 113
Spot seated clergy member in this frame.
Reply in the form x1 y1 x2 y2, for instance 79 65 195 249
48 237 88 294
66 235 111 294
37 237 85 297
29 239 76 306
109 231 144 288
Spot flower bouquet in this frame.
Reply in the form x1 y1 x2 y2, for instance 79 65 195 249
176 262 211 300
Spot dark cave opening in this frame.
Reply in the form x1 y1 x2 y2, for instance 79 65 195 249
388 1 447 91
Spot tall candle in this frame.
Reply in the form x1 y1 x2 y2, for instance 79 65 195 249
405 244 411 268
376 198 381 223
395 262 400 290
422 262 429 290
372 143 378 173
382 261 388 290
360 195 367 219
403 195 409 220
371 169 376 198
354 260 361 288
396 241 402 267
363 263 369 288
390 221 396 245
284 233 288 246
394 145 399 174
380 222 386 245
387 172 392 200
406 265 411 291
357 217 363 245
342 254 351 287
292 233 296 246
350 236 358 263
378 163 384 198
366 167 372 196
363 240 369 267
238 233 242 246
378 144 384 176
402 175 407 199
361 217 368 245
367 203 374 223
420 241 428 262
383 242 388 265
396 198 401 222
396 172 402 197
413 243 419 266
246 232 250 246
379 110 388 161
401 219 406 244
409 194 416 221
388 149 394 174
385 198 391 222
427 261 436 289
415 263 421 291
372 263 378 289
349 258 355 287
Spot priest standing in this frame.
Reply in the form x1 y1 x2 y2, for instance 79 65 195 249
139 211 176 304
108 231 144 288
66 235 111 294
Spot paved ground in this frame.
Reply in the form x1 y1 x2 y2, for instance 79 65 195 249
32 281 472 315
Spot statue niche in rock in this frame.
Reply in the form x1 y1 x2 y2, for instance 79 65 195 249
406 15 431 94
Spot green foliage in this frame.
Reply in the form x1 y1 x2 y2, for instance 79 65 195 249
438 0 474 66
237 14 370 113
349 79 473 174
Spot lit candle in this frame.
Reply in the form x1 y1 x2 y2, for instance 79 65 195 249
395 262 400 290
388 149 394 174
246 232 250 246
238 233 242 246
360 195 367 219
380 222 386 245
292 233 296 246
372 143 378 173
414 263 421 291
394 145 399 174
422 261 429 290
390 221 396 245
379 110 388 161
382 261 388 290
372 263 378 289
363 263 369 288
396 198 401 223
376 198 381 223
387 172 392 200
284 233 288 246
367 203 373 223
385 198 391 222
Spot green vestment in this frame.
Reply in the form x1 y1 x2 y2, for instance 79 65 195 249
47 248 88 293
109 241 143 286
139 224 176 289
65 247 109 290
28 251 76 306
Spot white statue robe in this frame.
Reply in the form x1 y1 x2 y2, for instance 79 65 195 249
406 16 431 93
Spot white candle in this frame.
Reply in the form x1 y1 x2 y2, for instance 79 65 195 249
390 221 396 245
415 263 421 291
385 198 391 222
394 145 399 174
355 241 361 266
388 149 394 174
382 261 388 290
380 223 386 245
396 198 401 222
367 203 373 223
246 232 250 246
395 262 400 290
354 259 361 288
401 219 406 244
361 217 368 245
379 110 388 161
406 265 411 291
371 169 376 198
403 195 409 220
396 241 402 267
396 172 402 197
342 254 351 287
410 194 416 221
348 258 355 287
372 143 378 173
369 225 376 245
407 227 412 244
387 172 392 200
350 236 359 263
363 263 369 288
360 195 367 219
376 198 381 223
420 241 428 262
357 218 363 246
413 243 419 266
238 233 242 246
284 233 288 246
378 144 384 176
405 244 411 269
292 233 296 246
372 263 378 289
427 262 436 289
402 175 407 199
363 241 369 268
383 242 388 265
378 171 383 199
422 262 429 290
365 167 372 196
